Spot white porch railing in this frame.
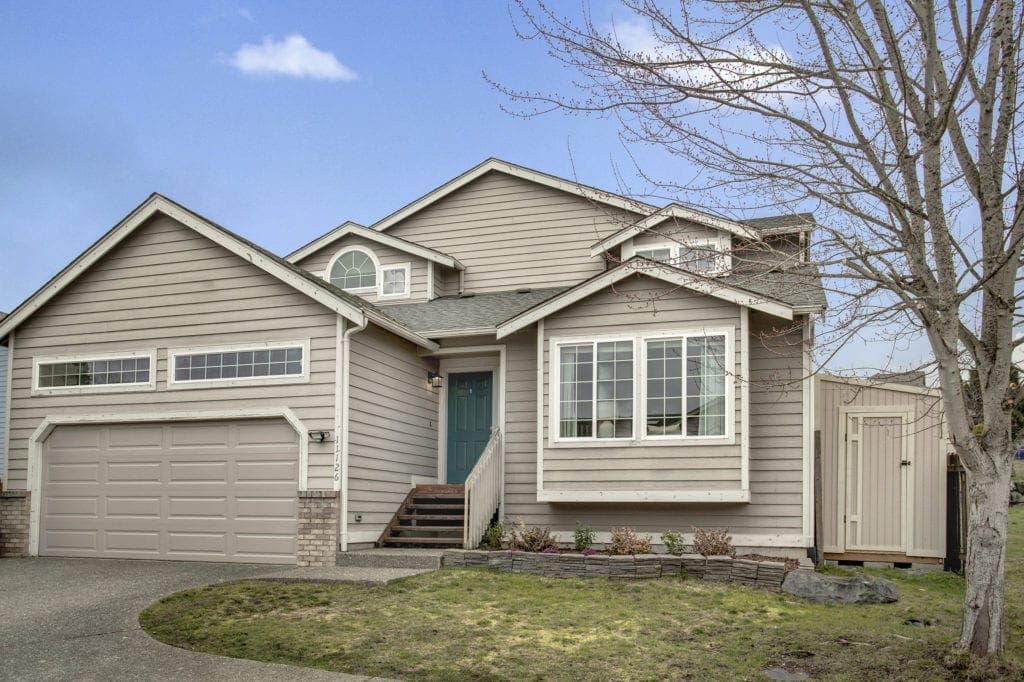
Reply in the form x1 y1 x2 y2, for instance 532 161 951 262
463 427 502 549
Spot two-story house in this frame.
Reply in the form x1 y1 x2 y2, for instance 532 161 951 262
0 158 825 566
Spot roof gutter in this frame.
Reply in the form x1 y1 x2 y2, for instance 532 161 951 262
339 316 368 552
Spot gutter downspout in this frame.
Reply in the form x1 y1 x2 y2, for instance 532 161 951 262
339 316 368 552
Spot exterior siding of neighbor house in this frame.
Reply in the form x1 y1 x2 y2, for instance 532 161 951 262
493 285 808 551
346 323 439 546
294 234 431 304
4 214 341 491
384 171 642 294
0 343 7 479
816 376 948 559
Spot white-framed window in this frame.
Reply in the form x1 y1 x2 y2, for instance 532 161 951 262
644 332 728 438
550 327 733 445
379 263 410 298
168 339 310 388
628 235 730 275
32 350 156 395
327 247 379 291
557 339 635 440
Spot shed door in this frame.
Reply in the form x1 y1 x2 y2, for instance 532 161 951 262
40 419 299 564
844 413 909 552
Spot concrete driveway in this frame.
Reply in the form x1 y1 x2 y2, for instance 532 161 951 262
0 557 379 681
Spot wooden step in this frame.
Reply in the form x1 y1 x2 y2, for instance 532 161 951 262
382 536 464 546
391 525 464 532
411 494 465 502
405 502 464 511
398 514 464 522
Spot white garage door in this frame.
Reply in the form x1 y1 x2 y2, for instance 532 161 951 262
40 419 299 564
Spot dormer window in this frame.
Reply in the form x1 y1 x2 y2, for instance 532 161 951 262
629 236 730 275
327 247 379 291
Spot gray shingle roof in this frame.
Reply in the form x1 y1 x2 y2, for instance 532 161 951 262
741 212 815 233
720 265 827 309
382 288 568 333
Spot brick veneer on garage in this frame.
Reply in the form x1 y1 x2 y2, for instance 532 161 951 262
0 491 30 557
297 490 339 567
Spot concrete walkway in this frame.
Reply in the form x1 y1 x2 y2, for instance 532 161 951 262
0 557 395 681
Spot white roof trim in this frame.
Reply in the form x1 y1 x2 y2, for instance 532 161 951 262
370 158 654 234
590 204 760 257
287 221 465 270
496 258 793 339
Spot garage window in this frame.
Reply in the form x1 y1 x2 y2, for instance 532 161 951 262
169 340 309 387
34 352 155 394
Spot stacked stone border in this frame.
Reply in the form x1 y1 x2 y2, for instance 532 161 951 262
0 491 31 557
297 490 339 567
443 549 809 589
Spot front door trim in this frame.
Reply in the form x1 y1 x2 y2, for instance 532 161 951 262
428 346 505 513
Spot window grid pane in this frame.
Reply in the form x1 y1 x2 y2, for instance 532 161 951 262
381 267 407 295
38 357 150 388
595 340 632 439
685 335 727 436
646 339 683 436
634 247 673 263
559 345 593 438
174 347 304 382
329 251 376 289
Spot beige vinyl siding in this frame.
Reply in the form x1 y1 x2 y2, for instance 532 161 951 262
295 234 430 304
498 313 806 546
492 279 807 546
542 276 743 493
732 234 804 269
816 376 948 558
6 214 340 490
385 171 640 294
632 220 724 249
347 323 439 540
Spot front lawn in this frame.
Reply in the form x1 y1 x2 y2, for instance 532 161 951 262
140 508 1024 681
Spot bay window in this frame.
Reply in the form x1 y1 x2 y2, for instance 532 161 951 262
553 328 732 444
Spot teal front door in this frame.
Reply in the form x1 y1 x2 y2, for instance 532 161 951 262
446 371 493 484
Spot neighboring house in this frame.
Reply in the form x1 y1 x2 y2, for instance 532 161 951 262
0 158 831 566
0 311 6 484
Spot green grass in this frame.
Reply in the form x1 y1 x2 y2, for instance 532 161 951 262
140 509 1024 681
1014 459 1023 482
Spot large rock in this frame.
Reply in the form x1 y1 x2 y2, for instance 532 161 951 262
782 569 898 604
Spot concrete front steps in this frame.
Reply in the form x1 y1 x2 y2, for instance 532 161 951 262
336 547 446 570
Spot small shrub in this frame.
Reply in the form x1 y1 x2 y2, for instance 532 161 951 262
661 530 687 556
582 548 597 556
542 547 560 554
507 520 558 553
573 521 596 552
483 521 505 550
609 527 653 555
691 527 734 556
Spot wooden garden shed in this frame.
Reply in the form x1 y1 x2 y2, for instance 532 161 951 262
815 374 951 566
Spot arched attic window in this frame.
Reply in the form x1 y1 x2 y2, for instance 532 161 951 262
327 247 379 290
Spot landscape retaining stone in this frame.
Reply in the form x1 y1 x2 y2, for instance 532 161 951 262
440 549 794 589
782 569 898 604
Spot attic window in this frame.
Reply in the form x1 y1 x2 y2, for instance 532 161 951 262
631 238 729 275
329 247 377 290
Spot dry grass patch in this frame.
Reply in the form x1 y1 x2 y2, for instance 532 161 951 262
140 509 1024 681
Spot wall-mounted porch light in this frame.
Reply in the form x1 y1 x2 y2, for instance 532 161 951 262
307 430 331 443
427 371 443 388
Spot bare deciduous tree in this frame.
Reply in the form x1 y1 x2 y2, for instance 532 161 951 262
493 0 1024 656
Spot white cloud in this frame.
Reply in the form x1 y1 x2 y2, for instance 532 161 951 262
228 34 357 81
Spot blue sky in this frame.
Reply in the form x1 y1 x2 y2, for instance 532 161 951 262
0 1 936 372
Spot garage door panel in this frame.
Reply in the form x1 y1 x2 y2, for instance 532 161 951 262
105 530 161 553
46 496 99 517
106 461 162 482
41 419 300 565
105 496 161 518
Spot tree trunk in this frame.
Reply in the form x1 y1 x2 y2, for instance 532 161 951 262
959 464 1011 654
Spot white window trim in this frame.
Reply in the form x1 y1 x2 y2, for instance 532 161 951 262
378 262 411 299
549 334 637 444
639 328 735 443
31 350 157 396
325 246 380 293
624 234 732 275
548 327 736 448
167 339 311 389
